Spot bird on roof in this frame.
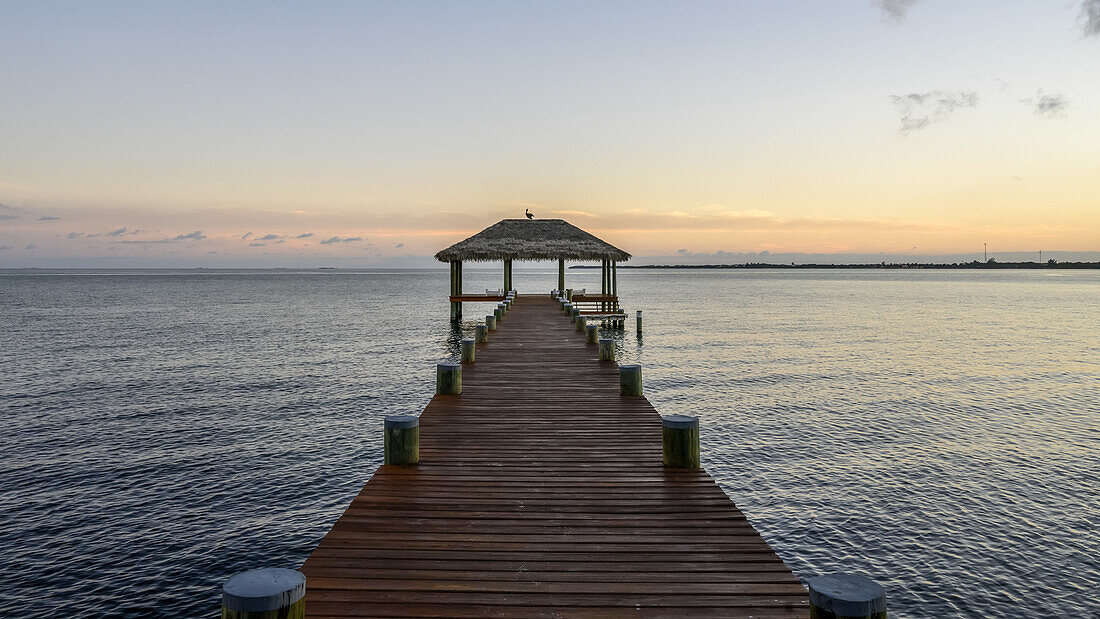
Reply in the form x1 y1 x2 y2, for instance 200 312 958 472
525 208 534 219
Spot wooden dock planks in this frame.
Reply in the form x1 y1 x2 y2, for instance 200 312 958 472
301 295 808 617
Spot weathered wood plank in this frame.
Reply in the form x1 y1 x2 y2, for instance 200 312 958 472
301 295 805 617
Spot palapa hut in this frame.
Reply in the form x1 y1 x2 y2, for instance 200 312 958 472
435 218 631 321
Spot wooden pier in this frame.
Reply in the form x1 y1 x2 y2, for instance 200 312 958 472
299 295 809 617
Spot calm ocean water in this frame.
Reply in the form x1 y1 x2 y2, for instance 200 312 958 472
1 268 1097 618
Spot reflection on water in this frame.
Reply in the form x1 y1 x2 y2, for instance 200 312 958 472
1 268 1097 618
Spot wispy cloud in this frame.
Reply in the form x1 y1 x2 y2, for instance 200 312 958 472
171 230 205 241
891 91 978 134
258 233 281 241
241 232 252 240
38 216 61 221
319 236 362 245
876 0 921 22
1083 0 1100 35
25 243 36 250
1025 90 1069 117
0 245 12 250
106 227 128 237
249 242 265 247
295 232 313 239
0 203 24 221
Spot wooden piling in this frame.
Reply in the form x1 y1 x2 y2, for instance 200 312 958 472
619 364 642 396
494 305 504 323
574 314 586 332
585 323 598 344
436 362 461 395
486 314 497 331
598 337 615 361
461 338 475 363
808 574 887 619
384 414 420 465
662 414 700 468
636 309 642 335
221 568 306 619
475 323 488 343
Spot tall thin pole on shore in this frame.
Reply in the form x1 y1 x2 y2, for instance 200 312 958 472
984 243 987 262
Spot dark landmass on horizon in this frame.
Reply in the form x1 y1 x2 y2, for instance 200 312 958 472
573 261 1100 270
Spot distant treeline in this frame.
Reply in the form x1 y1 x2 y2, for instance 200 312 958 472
572 261 1100 270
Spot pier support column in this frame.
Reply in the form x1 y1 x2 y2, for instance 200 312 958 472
486 314 497 331
475 324 488 343
808 574 887 619
436 363 461 395
636 310 642 336
494 305 503 323
384 415 419 465
598 338 615 361
585 323 598 344
662 415 700 468
575 315 586 332
619 364 642 396
449 260 463 322
461 339 475 363
222 568 306 619
558 258 565 294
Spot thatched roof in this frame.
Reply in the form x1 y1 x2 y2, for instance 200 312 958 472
435 219 631 263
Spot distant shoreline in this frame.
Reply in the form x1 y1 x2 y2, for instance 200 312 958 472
572 261 1100 270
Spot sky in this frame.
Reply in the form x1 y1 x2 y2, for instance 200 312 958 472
1 1 1098 267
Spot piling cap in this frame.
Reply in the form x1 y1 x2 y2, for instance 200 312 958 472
807 574 887 616
599 338 613 344
385 414 419 429
461 338 474 344
662 414 698 429
438 362 461 370
222 568 306 612
620 364 641 372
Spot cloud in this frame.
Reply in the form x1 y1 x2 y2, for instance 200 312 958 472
171 230 205 241
319 236 362 245
249 242 265 247
876 0 921 22
0 203 20 220
295 232 313 239
106 227 128 237
25 243 36 250
1083 0 1100 35
241 232 252 240
67 232 85 239
258 233 280 241
0 245 12 250
1025 90 1068 117
395 242 404 248
677 249 691 255
891 91 978 133
38 216 61 221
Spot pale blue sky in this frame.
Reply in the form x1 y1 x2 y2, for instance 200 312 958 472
1 1 1097 266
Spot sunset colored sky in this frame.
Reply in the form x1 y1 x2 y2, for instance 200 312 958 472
1 1 1097 266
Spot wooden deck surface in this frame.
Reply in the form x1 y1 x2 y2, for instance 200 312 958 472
301 295 808 618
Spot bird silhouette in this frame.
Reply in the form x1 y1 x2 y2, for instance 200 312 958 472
525 208 534 220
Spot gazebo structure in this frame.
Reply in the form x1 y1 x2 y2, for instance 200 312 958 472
435 218 631 322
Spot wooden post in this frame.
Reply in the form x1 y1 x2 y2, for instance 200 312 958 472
504 258 512 293
563 302 572 316
558 258 565 294
662 415 700 468
461 338 475 363
612 261 618 297
570 307 580 320
221 568 306 619
598 338 615 361
486 314 496 331
619 364 642 396
585 323 598 344
494 305 503 323
436 362 461 394
575 315 586 332
475 323 488 343
807 574 887 619
384 415 419 465
636 310 642 336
